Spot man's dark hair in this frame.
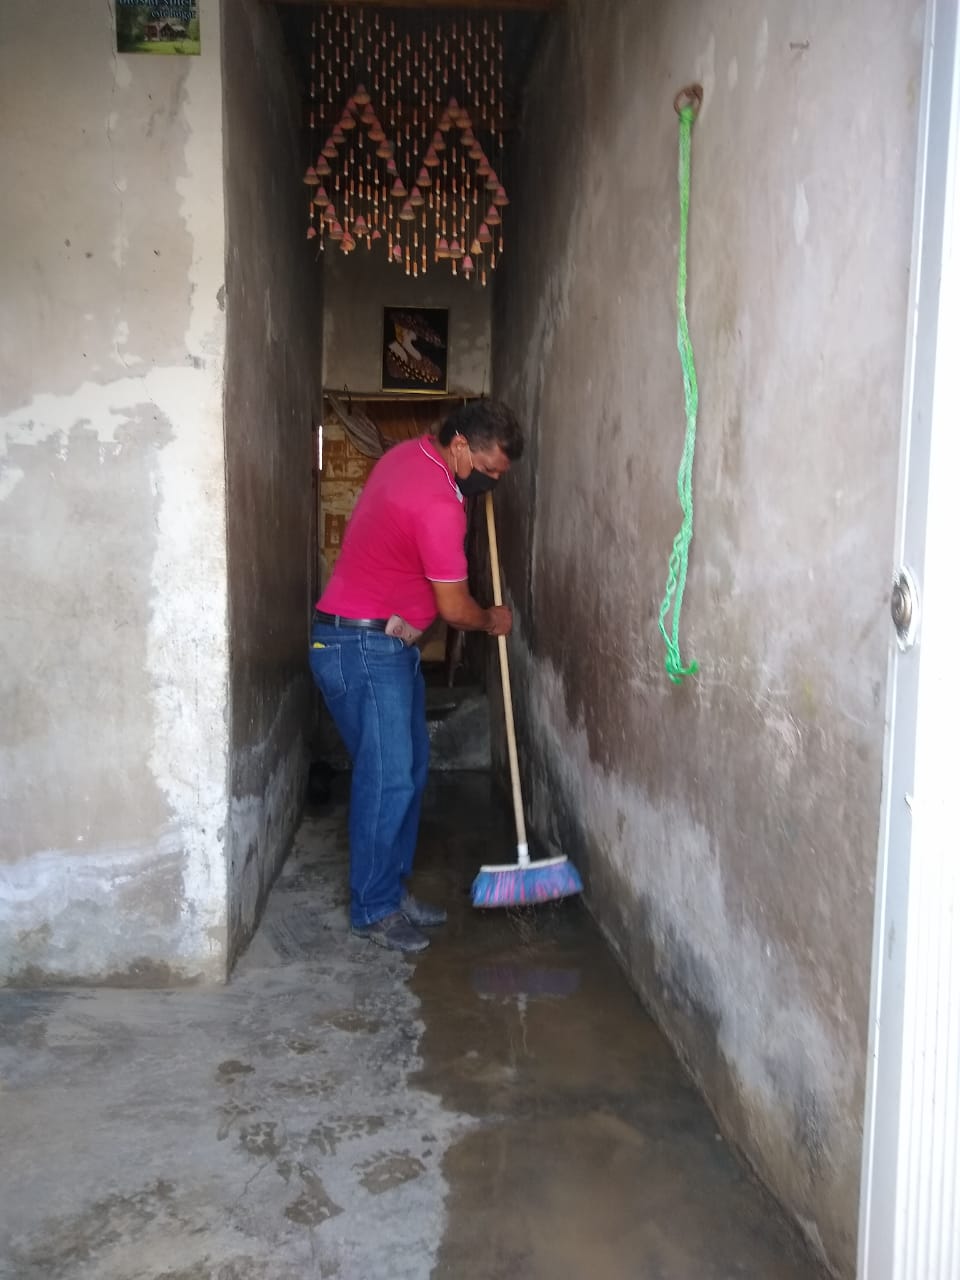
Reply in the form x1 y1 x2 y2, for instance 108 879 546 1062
437 399 524 460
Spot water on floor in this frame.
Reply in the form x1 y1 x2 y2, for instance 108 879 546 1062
0 773 822 1279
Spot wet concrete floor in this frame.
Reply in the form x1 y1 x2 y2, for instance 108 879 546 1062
0 773 822 1279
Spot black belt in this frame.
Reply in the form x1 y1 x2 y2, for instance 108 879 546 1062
313 610 388 632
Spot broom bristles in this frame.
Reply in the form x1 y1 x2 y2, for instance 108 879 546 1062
471 857 583 908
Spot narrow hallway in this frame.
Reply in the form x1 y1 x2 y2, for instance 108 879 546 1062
4 0 960 1275
1 774 820 1279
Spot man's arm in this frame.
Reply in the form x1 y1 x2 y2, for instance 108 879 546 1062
431 580 512 637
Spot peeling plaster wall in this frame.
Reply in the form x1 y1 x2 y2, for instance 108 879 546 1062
493 3 922 1274
323 250 491 395
221 0 324 965
0 0 229 983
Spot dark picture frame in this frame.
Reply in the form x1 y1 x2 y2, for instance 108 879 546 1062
381 307 449 394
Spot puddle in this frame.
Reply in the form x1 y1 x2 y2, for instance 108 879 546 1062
407 773 821 1279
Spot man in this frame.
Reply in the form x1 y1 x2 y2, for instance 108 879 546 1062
309 399 524 953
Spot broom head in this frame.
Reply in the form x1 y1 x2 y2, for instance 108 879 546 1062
471 855 583 908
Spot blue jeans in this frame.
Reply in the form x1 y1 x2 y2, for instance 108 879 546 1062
308 622 430 926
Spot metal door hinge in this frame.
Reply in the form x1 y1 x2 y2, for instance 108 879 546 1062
891 566 921 650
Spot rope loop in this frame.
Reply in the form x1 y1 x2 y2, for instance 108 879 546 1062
673 83 703 118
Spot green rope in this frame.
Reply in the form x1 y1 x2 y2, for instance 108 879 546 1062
657 100 700 685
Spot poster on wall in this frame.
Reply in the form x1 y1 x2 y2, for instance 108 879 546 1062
116 2 200 55
381 308 449 394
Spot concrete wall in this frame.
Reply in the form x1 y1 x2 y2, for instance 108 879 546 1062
0 0 229 983
221 0 324 963
493 3 923 1274
323 249 491 395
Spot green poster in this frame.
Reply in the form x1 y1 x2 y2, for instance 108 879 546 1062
116 2 201 55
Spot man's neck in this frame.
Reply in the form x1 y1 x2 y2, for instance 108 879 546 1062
434 436 457 475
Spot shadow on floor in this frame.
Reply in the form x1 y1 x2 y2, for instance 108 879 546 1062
0 773 823 1280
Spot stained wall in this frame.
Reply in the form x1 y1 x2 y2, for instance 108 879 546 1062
492 3 923 1273
0 0 229 982
0 0 326 982
221 0 325 964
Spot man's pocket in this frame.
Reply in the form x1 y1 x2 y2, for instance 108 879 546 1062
309 639 347 701
386 614 423 647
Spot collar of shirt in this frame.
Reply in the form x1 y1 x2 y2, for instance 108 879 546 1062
418 434 463 502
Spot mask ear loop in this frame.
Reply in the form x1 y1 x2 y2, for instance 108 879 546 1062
456 434 472 479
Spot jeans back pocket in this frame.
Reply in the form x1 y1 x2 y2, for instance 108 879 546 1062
309 639 347 701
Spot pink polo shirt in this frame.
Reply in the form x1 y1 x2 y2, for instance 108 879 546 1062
318 435 467 630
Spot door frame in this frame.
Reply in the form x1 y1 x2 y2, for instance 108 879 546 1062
858 0 960 1274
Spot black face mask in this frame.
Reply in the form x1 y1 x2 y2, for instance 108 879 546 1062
459 468 498 496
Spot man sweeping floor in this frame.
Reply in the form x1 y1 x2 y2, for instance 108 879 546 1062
309 400 524 953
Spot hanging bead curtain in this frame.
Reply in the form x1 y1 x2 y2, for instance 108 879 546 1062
303 4 509 285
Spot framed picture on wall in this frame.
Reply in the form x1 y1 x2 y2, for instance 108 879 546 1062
115 2 201 54
381 307 449 394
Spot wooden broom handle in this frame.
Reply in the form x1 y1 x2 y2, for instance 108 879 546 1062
485 491 528 852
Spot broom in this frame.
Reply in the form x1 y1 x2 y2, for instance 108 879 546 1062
471 491 584 908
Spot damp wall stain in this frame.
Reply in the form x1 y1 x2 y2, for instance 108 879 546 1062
0 0 230 984
491 1 923 1275
2 0 323 983
221 0 325 967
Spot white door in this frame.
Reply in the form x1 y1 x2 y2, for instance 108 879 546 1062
858 0 960 1275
